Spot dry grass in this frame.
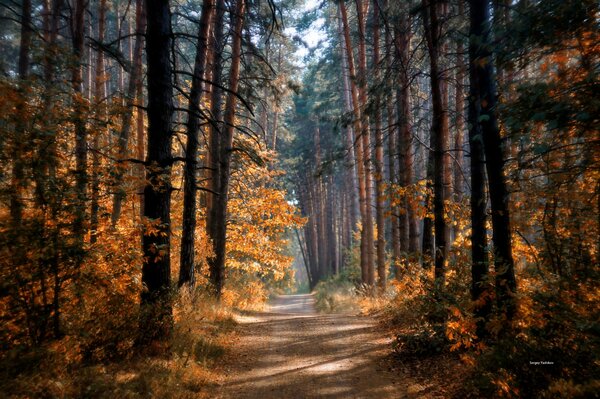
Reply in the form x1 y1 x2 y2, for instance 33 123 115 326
0 289 247 399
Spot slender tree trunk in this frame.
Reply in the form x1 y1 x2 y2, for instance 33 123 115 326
139 0 174 344
384 0 401 275
116 0 125 97
454 1 466 204
423 0 450 290
355 0 375 287
207 0 226 292
111 0 147 226
326 176 337 275
394 12 416 261
179 0 215 288
338 12 359 242
72 0 88 258
91 0 108 244
208 0 246 298
468 26 491 336
339 1 369 285
314 125 328 276
469 0 516 319
10 0 31 229
373 0 386 291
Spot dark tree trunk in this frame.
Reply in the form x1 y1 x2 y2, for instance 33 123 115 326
10 0 31 229
139 0 174 345
468 79 491 337
207 0 226 295
422 131 435 264
179 0 215 288
469 0 517 319
72 0 88 259
208 0 246 298
423 0 450 290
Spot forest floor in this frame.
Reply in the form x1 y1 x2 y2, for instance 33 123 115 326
209 294 455 399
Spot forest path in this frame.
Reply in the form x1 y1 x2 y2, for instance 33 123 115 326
213 294 412 398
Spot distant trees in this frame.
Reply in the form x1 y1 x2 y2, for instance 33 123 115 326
289 0 525 323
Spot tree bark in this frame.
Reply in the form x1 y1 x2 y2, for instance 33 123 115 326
469 0 516 319
208 0 246 298
384 0 401 275
179 0 215 288
10 0 31 229
72 0 88 259
422 0 450 289
90 0 108 244
454 0 466 204
468 27 491 335
339 1 369 285
207 0 226 293
338 11 360 245
355 0 375 287
372 0 386 291
139 0 174 344
111 0 147 226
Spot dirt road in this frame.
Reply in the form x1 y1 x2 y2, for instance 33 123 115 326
213 294 410 398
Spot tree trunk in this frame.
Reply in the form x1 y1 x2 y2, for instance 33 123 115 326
179 0 214 288
372 0 386 291
10 0 31 230
111 0 147 226
339 1 369 285
139 0 174 345
355 0 375 287
454 0 466 204
423 0 450 290
72 0 88 260
469 0 517 319
468 24 491 335
208 0 246 298
394 11 418 263
338 11 360 243
90 0 108 244
384 0 401 276
207 0 226 293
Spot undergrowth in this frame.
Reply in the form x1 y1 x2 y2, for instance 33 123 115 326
0 287 240 399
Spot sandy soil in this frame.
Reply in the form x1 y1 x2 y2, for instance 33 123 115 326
212 294 415 398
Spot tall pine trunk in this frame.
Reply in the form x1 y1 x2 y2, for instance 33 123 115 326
355 0 375 287
208 0 246 298
423 0 450 290
339 1 369 285
372 0 386 291
91 0 108 244
179 0 215 288
72 0 88 263
111 0 147 226
139 0 174 344
207 0 226 294
469 0 516 320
